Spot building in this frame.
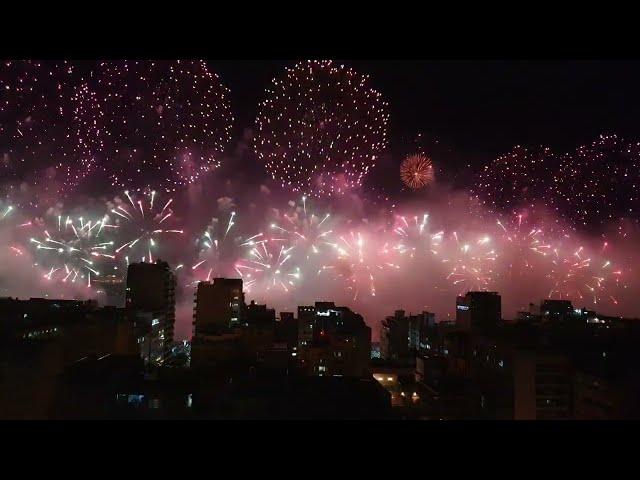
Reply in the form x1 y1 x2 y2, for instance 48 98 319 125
540 299 574 321
513 350 572 420
297 302 371 378
456 291 501 331
125 260 176 366
380 310 436 361
93 274 126 307
191 278 247 370
0 298 138 419
193 278 245 335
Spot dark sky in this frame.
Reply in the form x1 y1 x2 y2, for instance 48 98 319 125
209 60 640 173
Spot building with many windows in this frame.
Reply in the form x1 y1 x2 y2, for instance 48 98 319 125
125 260 176 366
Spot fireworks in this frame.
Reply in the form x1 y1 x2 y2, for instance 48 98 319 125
28 214 117 287
254 60 389 197
400 154 434 189
390 212 443 259
270 196 335 262
191 211 264 283
91 60 233 191
553 134 640 229
320 231 399 301
547 244 624 306
235 236 301 295
494 213 552 279
474 145 555 214
0 61 98 193
56 82 105 190
110 189 183 265
442 231 497 293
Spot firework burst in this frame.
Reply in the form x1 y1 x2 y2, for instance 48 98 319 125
269 196 335 262
547 243 624 306
235 236 301 296
442 231 497 293
400 154 435 189
0 61 101 195
28 213 117 287
110 189 183 265
553 134 640 229
390 212 443 259
474 145 555 214
191 211 266 283
89 60 233 191
254 60 389 197
494 213 552 279
320 230 400 301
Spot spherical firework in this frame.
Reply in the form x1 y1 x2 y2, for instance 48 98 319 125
254 60 389 197
473 145 555 214
0 61 99 192
92 60 233 191
400 154 434 189
235 236 301 297
109 189 183 265
553 134 640 229
319 231 399 301
441 231 497 293
547 244 624 306
28 213 118 288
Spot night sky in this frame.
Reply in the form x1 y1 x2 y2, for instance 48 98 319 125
210 60 640 172
3 59 640 339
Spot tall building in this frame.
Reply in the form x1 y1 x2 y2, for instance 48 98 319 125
191 278 246 370
93 274 126 307
513 351 572 420
380 310 436 361
456 291 501 331
125 260 176 366
194 278 245 335
297 302 371 378
380 310 409 361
